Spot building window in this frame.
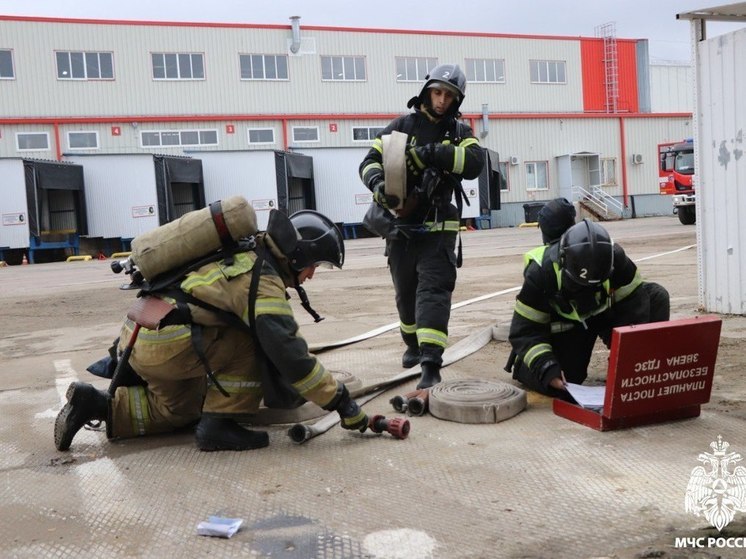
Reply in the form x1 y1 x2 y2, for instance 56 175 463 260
56 51 113 80
0 49 14 79
292 127 319 143
140 129 217 148
321 56 366 81
152 53 205 80
352 126 385 142
498 161 509 191
67 131 99 150
601 157 617 186
465 58 505 83
17 132 50 151
248 128 275 144
396 57 437 81
526 161 549 190
240 54 288 80
530 60 566 84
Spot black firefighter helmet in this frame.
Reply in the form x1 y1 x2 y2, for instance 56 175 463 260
266 209 345 272
538 197 576 245
288 210 345 271
558 219 614 290
409 63 466 114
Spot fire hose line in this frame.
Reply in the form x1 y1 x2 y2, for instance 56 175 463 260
308 244 696 355
288 324 496 443
429 379 527 424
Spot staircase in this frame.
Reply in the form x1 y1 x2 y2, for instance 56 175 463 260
572 185 627 220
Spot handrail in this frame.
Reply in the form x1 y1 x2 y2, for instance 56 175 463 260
571 184 624 218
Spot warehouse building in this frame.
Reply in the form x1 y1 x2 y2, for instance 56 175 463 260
0 14 692 260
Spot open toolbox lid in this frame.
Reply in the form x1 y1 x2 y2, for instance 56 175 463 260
553 315 722 431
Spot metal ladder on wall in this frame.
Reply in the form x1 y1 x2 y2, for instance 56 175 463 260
595 22 619 114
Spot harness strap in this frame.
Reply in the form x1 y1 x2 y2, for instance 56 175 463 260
209 200 237 266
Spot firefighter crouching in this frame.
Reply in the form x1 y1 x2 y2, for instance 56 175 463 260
507 218 671 398
359 63 485 389
55 209 369 452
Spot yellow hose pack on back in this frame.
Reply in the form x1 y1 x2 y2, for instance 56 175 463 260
131 196 258 281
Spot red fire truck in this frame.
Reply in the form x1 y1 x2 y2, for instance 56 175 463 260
658 139 695 225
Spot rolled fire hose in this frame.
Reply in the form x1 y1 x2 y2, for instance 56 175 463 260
288 324 495 443
428 379 526 424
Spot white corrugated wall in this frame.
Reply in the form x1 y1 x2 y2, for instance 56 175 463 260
64 154 159 239
197 150 278 230
697 26 746 314
0 159 30 249
649 64 694 113
294 147 370 224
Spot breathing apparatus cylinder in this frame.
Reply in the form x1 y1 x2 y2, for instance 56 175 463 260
131 196 258 281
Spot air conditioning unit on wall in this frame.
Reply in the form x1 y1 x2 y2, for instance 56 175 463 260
509 155 520 166
632 153 644 165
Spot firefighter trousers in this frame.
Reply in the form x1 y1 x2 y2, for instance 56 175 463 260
111 323 263 439
387 231 457 366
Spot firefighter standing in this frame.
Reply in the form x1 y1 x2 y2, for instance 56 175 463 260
507 219 670 397
359 64 485 389
55 210 370 452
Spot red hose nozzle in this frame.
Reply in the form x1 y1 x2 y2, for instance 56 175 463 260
368 415 410 439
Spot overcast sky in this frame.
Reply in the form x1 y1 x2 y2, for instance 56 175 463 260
2 0 743 62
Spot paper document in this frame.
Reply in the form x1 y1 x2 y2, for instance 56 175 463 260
565 383 605 411
196 516 243 538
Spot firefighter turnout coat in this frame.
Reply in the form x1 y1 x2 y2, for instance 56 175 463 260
109 236 340 438
358 108 484 366
508 242 668 395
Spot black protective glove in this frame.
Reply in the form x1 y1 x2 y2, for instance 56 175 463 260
539 360 564 391
372 180 399 210
408 144 439 171
331 384 369 432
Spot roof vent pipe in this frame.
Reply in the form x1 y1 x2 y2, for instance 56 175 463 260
290 16 301 54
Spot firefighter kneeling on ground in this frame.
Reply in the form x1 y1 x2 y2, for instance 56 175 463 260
507 214 671 398
55 209 370 452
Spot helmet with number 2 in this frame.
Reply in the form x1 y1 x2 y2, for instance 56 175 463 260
558 219 614 290
417 64 466 113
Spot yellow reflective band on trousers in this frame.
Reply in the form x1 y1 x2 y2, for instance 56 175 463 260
525 342 552 368
210 375 262 395
254 297 294 318
292 360 328 396
417 328 447 348
123 318 191 344
422 220 460 233
515 300 551 324
400 321 417 335
129 385 150 436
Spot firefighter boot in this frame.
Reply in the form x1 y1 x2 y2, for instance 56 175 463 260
54 382 110 451
195 417 269 451
416 362 442 390
401 331 420 369
402 345 420 369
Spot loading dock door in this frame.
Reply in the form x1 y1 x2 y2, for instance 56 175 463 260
23 160 87 238
275 151 315 214
154 156 205 225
